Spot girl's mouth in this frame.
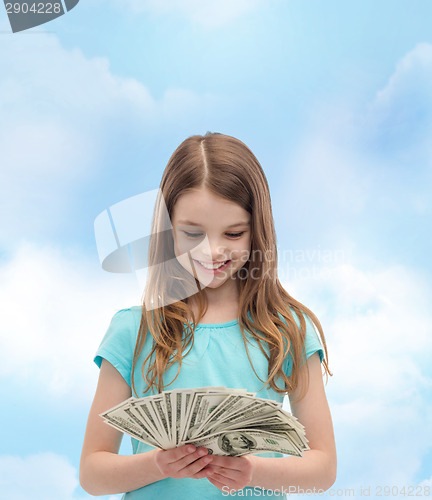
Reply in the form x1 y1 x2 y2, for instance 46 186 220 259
193 259 231 273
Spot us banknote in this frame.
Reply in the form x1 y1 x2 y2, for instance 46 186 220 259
100 386 309 457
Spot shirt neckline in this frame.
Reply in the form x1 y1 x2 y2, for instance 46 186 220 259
186 318 239 329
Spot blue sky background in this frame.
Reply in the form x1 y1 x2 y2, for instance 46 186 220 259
1 1 431 498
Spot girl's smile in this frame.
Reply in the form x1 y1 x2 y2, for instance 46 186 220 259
192 259 231 273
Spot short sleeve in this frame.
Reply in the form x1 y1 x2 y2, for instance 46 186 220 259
302 313 324 363
282 308 325 377
94 308 138 387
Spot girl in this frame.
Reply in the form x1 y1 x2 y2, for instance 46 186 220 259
80 132 337 499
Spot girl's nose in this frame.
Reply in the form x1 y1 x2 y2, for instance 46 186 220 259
199 236 227 256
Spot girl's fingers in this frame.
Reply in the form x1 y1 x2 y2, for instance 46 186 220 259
164 444 198 465
176 447 211 470
182 454 213 477
155 445 213 479
207 475 232 491
190 464 213 480
209 471 237 484
206 465 240 480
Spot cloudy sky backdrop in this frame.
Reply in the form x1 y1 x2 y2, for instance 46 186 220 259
0 1 431 498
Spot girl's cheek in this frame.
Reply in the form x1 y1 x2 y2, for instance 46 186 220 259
233 250 250 265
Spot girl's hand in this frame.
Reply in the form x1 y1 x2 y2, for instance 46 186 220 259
153 444 213 480
205 455 253 492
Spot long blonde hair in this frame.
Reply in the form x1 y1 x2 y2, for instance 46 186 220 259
131 132 332 401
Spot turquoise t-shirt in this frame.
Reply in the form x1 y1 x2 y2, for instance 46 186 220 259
94 306 324 499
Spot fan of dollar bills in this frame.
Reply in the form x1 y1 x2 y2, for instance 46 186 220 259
100 386 309 457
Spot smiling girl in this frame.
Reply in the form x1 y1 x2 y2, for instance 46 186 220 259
80 132 337 499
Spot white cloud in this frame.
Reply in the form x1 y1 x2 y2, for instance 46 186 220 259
418 475 432 488
285 261 432 489
0 453 82 500
0 33 149 247
374 42 432 111
0 451 124 500
367 42 432 166
285 126 373 217
282 43 432 238
0 240 141 401
114 0 270 29
0 33 224 249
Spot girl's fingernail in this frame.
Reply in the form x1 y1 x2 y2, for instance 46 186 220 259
187 446 195 453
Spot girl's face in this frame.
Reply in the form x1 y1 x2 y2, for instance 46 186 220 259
172 187 252 290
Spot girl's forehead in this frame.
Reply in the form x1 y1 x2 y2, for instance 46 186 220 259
175 188 234 207
173 190 251 223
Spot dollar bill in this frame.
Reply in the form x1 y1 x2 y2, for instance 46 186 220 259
99 386 309 457
184 428 305 457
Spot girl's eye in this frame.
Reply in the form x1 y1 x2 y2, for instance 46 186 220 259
183 231 244 239
183 231 204 238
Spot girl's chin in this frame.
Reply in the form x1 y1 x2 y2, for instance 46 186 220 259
193 264 237 284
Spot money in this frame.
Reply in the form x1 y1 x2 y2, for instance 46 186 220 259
100 387 310 457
